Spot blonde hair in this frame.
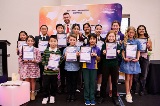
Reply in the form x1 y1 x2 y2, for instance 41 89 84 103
123 26 138 46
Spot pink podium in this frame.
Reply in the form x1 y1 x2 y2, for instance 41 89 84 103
0 81 30 106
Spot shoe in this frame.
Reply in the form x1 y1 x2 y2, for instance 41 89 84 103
30 92 35 100
125 94 133 103
76 89 80 93
131 90 136 94
66 95 71 102
49 96 55 103
96 91 100 98
109 90 112 97
139 91 144 96
70 95 76 102
90 100 96 105
85 100 90 105
113 97 120 106
98 97 104 104
42 97 48 104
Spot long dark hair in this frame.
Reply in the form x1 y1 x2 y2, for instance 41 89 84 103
18 31 28 41
26 35 35 46
72 23 80 29
137 25 149 38
111 20 121 31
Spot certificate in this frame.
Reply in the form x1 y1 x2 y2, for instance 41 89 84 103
18 41 26 50
97 41 104 50
23 45 34 60
137 38 147 52
57 34 67 47
47 54 61 70
106 43 117 59
116 35 120 44
80 47 91 63
66 47 77 62
38 41 48 53
126 44 137 59
76 41 84 47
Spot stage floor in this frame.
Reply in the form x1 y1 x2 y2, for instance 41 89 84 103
22 84 160 106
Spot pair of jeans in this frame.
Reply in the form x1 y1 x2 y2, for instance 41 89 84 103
83 69 97 101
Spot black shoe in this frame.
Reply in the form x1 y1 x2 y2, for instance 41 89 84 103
96 91 100 98
70 95 76 102
66 95 71 102
139 91 144 96
131 90 136 94
112 97 120 106
98 97 104 104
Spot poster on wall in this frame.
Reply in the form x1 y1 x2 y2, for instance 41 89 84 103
39 3 122 38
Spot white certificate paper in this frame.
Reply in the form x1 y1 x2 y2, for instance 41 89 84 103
23 46 34 60
80 47 91 63
137 38 147 52
18 41 26 50
38 41 48 53
116 35 120 44
97 41 104 50
66 47 77 61
57 34 67 47
76 41 84 47
47 54 61 70
126 44 137 59
106 43 117 59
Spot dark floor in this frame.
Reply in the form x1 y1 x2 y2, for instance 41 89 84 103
23 84 160 106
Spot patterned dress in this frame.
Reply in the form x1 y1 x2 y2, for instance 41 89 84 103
18 47 41 79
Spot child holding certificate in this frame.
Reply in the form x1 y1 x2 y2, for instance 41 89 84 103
72 23 85 46
18 35 41 100
42 35 61 104
17 31 28 55
63 34 80 102
56 24 67 94
72 23 85 92
94 24 105 97
120 26 141 103
17 31 28 80
82 33 101 105
98 30 121 105
83 23 91 46
35 25 50 92
108 20 124 97
131 25 152 96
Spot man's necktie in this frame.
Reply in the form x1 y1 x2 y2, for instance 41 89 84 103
66 25 69 33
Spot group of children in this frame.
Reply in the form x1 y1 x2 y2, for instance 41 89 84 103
17 20 152 105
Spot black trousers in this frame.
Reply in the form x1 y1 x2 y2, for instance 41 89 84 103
39 62 44 88
43 75 58 98
132 56 149 92
60 61 66 89
100 65 119 98
66 71 78 95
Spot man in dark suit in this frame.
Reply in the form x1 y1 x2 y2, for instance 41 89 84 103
35 25 49 92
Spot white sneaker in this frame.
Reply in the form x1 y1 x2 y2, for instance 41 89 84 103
125 94 133 103
76 89 80 93
49 96 55 103
42 97 48 104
